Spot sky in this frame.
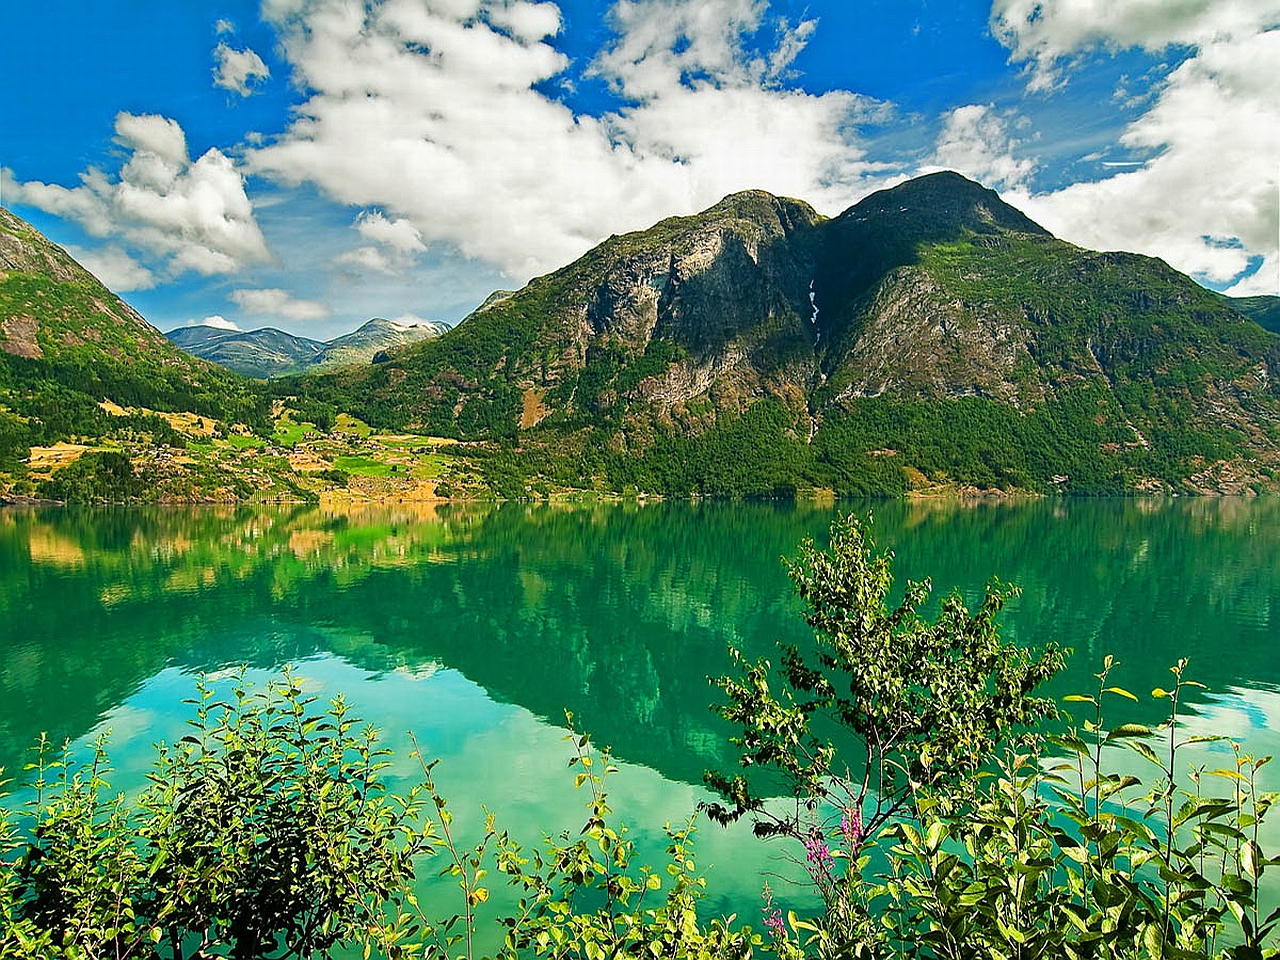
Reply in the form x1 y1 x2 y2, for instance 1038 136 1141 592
1 0 1277 340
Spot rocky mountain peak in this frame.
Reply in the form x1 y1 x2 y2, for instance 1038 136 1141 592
836 171 1049 239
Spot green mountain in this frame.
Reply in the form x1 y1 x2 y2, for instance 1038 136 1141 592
1227 294 1280 334
167 325 326 378
0 208 269 474
297 172 1280 496
168 317 449 377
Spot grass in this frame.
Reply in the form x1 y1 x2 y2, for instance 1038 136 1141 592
332 455 394 478
409 454 450 480
334 414 372 438
271 419 315 448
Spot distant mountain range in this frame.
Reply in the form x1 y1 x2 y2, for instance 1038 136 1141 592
167 317 451 378
297 171 1280 495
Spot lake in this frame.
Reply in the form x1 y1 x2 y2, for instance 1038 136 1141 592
1 497 1278 945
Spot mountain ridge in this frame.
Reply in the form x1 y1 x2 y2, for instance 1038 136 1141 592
294 171 1280 495
167 317 451 378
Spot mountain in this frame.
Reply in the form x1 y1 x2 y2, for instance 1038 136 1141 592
168 326 325 378
297 172 1280 496
167 317 449 377
314 317 450 369
1227 294 1280 334
0 207 268 477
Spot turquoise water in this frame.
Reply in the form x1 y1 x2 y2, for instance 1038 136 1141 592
1 497 1277 940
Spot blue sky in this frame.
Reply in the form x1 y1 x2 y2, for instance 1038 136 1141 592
2 0 1276 339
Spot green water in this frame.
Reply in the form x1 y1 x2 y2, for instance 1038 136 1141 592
1 497 1278 937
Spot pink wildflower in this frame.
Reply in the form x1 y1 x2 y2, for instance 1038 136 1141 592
841 803 864 851
761 882 786 940
803 827 834 873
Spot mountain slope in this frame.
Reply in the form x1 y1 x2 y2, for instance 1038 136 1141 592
297 190 825 439
296 172 1280 495
168 326 325 378
1228 294 1280 334
313 317 450 369
0 207 268 481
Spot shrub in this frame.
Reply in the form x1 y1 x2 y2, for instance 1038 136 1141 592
1 671 436 960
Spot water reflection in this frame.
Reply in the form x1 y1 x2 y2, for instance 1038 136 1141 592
3 498 1280 781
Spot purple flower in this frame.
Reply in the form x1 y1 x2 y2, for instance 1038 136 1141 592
803 828 834 872
761 882 786 940
841 804 864 851
803 829 834 885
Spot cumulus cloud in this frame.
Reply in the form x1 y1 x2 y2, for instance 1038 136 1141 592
335 246 398 274
66 244 158 292
991 0 1280 87
994 0 1280 295
248 0 888 279
214 43 271 96
198 315 240 330
3 112 271 278
928 104 1036 190
231 287 330 321
356 210 427 254
336 210 430 274
488 1 561 42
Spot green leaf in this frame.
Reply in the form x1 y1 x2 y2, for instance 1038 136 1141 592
1128 740 1161 767
1242 840 1259 879
1105 723 1153 742
1143 923 1164 957
1103 686 1139 701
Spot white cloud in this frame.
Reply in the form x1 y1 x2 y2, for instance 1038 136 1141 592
214 43 271 96
231 287 330 321
199 315 240 330
248 0 889 280
335 245 399 274
215 18 236 35
3 112 271 278
992 0 1280 86
488 1 562 43
335 210 428 274
357 210 427 254
928 104 1036 190
66 244 158 292
993 1 1280 295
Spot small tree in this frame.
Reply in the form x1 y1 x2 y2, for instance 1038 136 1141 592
706 514 1065 840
